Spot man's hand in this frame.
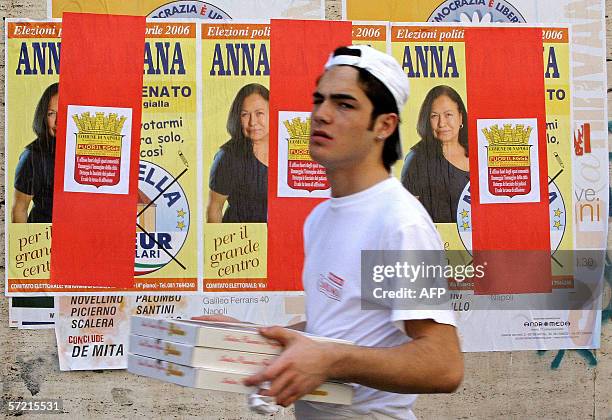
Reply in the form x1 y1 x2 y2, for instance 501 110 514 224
243 326 336 407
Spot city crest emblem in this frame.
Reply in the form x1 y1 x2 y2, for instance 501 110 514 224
283 116 329 192
482 123 533 198
72 111 125 187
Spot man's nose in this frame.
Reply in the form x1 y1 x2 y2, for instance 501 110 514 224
312 101 332 124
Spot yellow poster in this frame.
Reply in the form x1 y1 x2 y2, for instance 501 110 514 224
391 23 573 278
5 20 200 294
201 22 271 291
6 21 61 293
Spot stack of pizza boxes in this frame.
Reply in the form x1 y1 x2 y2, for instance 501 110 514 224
127 316 354 404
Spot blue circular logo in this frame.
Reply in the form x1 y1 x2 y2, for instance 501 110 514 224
428 0 526 23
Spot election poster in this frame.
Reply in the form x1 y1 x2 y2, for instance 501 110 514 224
392 23 573 265
393 23 602 351
201 21 271 291
49 0 325 20
5 20 200 295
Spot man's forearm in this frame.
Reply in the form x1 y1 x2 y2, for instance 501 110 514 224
326 325 463 394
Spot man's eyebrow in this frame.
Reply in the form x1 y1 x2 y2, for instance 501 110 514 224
330 93 357 101
312 92 358 101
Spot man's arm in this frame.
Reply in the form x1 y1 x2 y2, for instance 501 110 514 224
244 319 463 407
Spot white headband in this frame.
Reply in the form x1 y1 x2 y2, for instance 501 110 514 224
324 45 409 112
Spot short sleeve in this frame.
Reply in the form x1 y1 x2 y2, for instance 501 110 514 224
209 149 232 196
384 220 443 252
386 221 457 328
14 148 34 195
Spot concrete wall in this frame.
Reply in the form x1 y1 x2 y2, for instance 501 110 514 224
0 1 610 418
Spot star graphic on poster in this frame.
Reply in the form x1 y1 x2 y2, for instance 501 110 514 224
177 209 186 218
177 221 186 231
553 220 562 229
460 209 470 219
554 208 563 218
462 221 470 230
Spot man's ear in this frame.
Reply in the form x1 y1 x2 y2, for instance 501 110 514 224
374 113 399 141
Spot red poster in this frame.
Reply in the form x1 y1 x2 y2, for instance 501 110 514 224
50 13 145 287
267 20 352 290
465 27 551 294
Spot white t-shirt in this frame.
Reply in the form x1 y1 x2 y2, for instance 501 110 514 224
295 177 456 419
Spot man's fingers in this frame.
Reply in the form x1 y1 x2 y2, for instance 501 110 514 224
258 326 299 346
244 355 291 387
243 370 269 387
259 370 296 400
274 382 302 407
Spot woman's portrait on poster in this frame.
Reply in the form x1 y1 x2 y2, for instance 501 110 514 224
401 85 469 223
207 83 269 223
12 82 59 223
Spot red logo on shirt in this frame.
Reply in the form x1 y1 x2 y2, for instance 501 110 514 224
317 272 344 301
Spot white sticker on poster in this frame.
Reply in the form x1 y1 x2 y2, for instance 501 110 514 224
64 105 132 194
477 118 540 204
277 111 330 198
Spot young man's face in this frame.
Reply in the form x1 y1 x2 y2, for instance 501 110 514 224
309 66 381 171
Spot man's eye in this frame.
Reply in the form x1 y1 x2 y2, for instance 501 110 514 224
339 102 353 109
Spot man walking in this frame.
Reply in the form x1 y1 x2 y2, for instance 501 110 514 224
245 45 463 419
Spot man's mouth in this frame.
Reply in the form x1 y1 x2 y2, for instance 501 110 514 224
311 130 333 143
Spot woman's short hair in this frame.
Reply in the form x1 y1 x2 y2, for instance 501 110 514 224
226 83 270 140
32 82 59 140
416 85 468 156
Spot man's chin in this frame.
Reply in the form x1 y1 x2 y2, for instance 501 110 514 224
307 147 327 167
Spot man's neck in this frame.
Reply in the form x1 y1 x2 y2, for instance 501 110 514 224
327 162 390 198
